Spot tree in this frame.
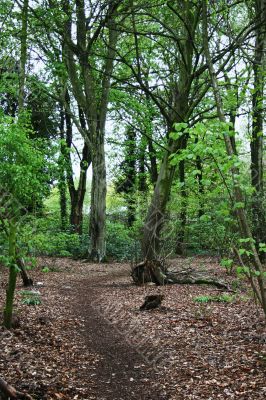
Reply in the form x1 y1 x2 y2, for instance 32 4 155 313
60 0 121 260
249 0 266 257
116 1 202 262
127 0 265 285
0 116 48 328
202 0 266 316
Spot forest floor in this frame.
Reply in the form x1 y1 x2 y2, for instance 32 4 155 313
0 256 265 400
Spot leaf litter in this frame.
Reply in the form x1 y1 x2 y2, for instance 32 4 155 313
0 256 265 399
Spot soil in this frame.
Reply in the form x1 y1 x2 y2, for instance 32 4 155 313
0 256 265 400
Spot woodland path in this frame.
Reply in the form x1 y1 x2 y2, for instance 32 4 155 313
61 270 166 400
1 257 265 400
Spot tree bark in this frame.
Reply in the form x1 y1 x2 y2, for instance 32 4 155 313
176 160 187 255
89 12 118 260
147 135 158 186
89 132 107 260
59 106 68 230
16 257 33 287
62 92 91 235
142 148 176 260
3 221 17 329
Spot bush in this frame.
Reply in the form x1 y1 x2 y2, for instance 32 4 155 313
29 231 80 257
106 221 141 261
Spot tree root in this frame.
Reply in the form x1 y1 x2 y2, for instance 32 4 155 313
131 260 229 289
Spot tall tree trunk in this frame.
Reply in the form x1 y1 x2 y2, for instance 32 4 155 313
142 148 176 260
141 1 195 262
4 221 17 329
16 0 33 289
138 140 148 193
250 0 266 258
59 107 68 230
196 154 204 218
89 131 107 260
202 0 266 315
89 14 118 260
125 128 137 227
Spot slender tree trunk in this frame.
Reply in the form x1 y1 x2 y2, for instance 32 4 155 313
15 0 34 292
147 136 158 185
59 107 68 230
138 141 148 192
16 256 33 287
202 0 266 315
4 221 17 329
250 0 266 258
125 128 137 227
196 154 204 218
176 160 187 255
71 142 90 235
88 14 118 260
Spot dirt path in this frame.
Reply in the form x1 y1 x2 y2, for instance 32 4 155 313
63 272 167 400
1 257 265 400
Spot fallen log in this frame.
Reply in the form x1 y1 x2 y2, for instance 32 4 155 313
131 260 229 289
0 377 33 400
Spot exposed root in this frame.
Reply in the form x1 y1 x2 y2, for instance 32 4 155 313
131 259 229 289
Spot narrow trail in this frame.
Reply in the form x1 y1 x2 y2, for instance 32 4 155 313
63 271 168 400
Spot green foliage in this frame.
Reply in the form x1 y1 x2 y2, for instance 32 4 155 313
0 114 49 209
194 294 235 304
30 230 81 257
41 267 50 273
20 290 41 306
220 258 234 271
106 221 141 261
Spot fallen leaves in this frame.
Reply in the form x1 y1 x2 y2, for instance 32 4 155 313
0 256 265 399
